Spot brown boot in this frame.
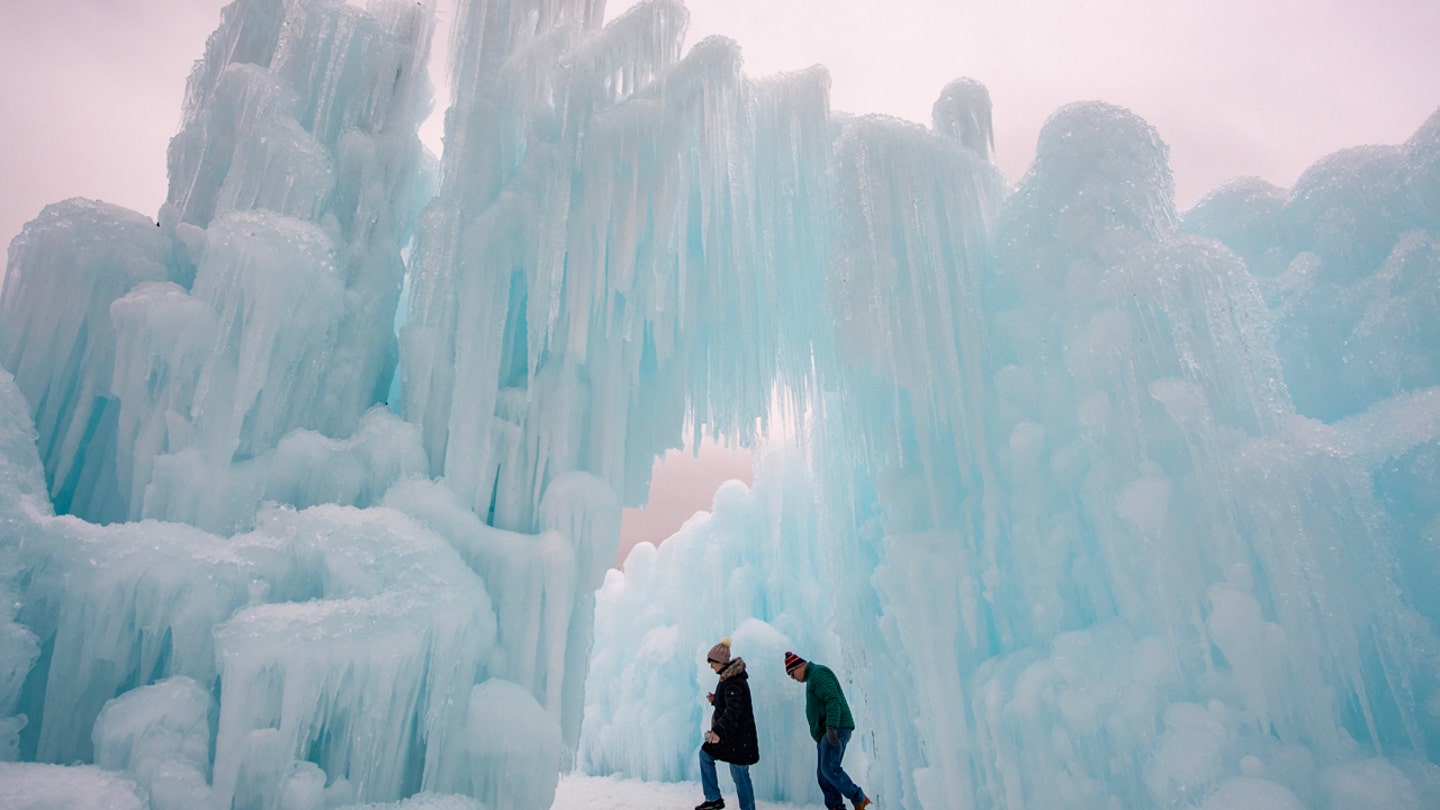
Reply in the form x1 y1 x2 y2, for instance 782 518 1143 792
854 798 872 810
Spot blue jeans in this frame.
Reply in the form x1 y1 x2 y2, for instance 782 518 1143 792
817 728 865 808
700 747 755 810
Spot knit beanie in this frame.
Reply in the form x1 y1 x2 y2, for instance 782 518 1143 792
708 637 732 665
784 651 806 672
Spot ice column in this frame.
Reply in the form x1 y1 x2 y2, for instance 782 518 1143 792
0 0 439 526
0 202 173 523
144 0 436 520
813 100 1438 809
813 106 1008 809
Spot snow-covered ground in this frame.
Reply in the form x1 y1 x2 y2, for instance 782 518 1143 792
554 774 832 810
0 763 838 810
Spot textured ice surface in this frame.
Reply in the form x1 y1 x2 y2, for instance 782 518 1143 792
2 0 1440 808
0 1 603 806
92 677 214 809
0 761 148 809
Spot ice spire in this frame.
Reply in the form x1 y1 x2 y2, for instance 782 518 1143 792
932 77 995 162
0 0 439 529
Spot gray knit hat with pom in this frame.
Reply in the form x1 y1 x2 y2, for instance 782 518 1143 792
707 637 732 665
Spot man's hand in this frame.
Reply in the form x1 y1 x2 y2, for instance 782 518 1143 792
706 692 714 704
706 730 721 744
825 726 840 747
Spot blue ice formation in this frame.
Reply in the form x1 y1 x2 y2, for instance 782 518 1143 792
1 0 1439 808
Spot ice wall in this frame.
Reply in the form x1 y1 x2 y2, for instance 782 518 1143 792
0 0 624 807
582 74 1440 810
814 101 1440 809
1 0 438 530
0 369 46 762
0 358 549 807
3 0 1440 807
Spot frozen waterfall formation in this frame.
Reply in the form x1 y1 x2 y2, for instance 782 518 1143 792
2 0 1440 808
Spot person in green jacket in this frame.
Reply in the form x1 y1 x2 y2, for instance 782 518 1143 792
784 651 871 810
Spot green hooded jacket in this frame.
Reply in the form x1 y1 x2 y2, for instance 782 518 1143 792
802 663 855 741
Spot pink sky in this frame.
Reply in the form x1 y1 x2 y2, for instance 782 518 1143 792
674 0 1440 203
618 441 755 566
2 0 1436 561
4 0 1437 252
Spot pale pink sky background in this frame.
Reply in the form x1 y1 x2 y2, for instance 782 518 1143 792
4 0 1439 251
1 0 1437 562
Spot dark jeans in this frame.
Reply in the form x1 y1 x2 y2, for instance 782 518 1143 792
700 746 755 810
817 728 866 807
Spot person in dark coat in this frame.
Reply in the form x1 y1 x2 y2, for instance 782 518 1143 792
785 651 871 810
695 637 758 810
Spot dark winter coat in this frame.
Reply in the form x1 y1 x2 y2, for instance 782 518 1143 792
802 662 855 742
702 658 760 766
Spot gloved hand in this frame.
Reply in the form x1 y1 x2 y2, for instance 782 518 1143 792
826 726 840 747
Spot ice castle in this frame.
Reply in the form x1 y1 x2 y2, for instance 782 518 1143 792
1 0 1438 808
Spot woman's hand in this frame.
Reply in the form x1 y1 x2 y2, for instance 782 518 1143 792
706 730 720 744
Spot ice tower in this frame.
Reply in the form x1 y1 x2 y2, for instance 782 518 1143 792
2 0 620 806
3 0 1440 808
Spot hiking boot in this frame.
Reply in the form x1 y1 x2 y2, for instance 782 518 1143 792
694 800 724 810
854 799 872 810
